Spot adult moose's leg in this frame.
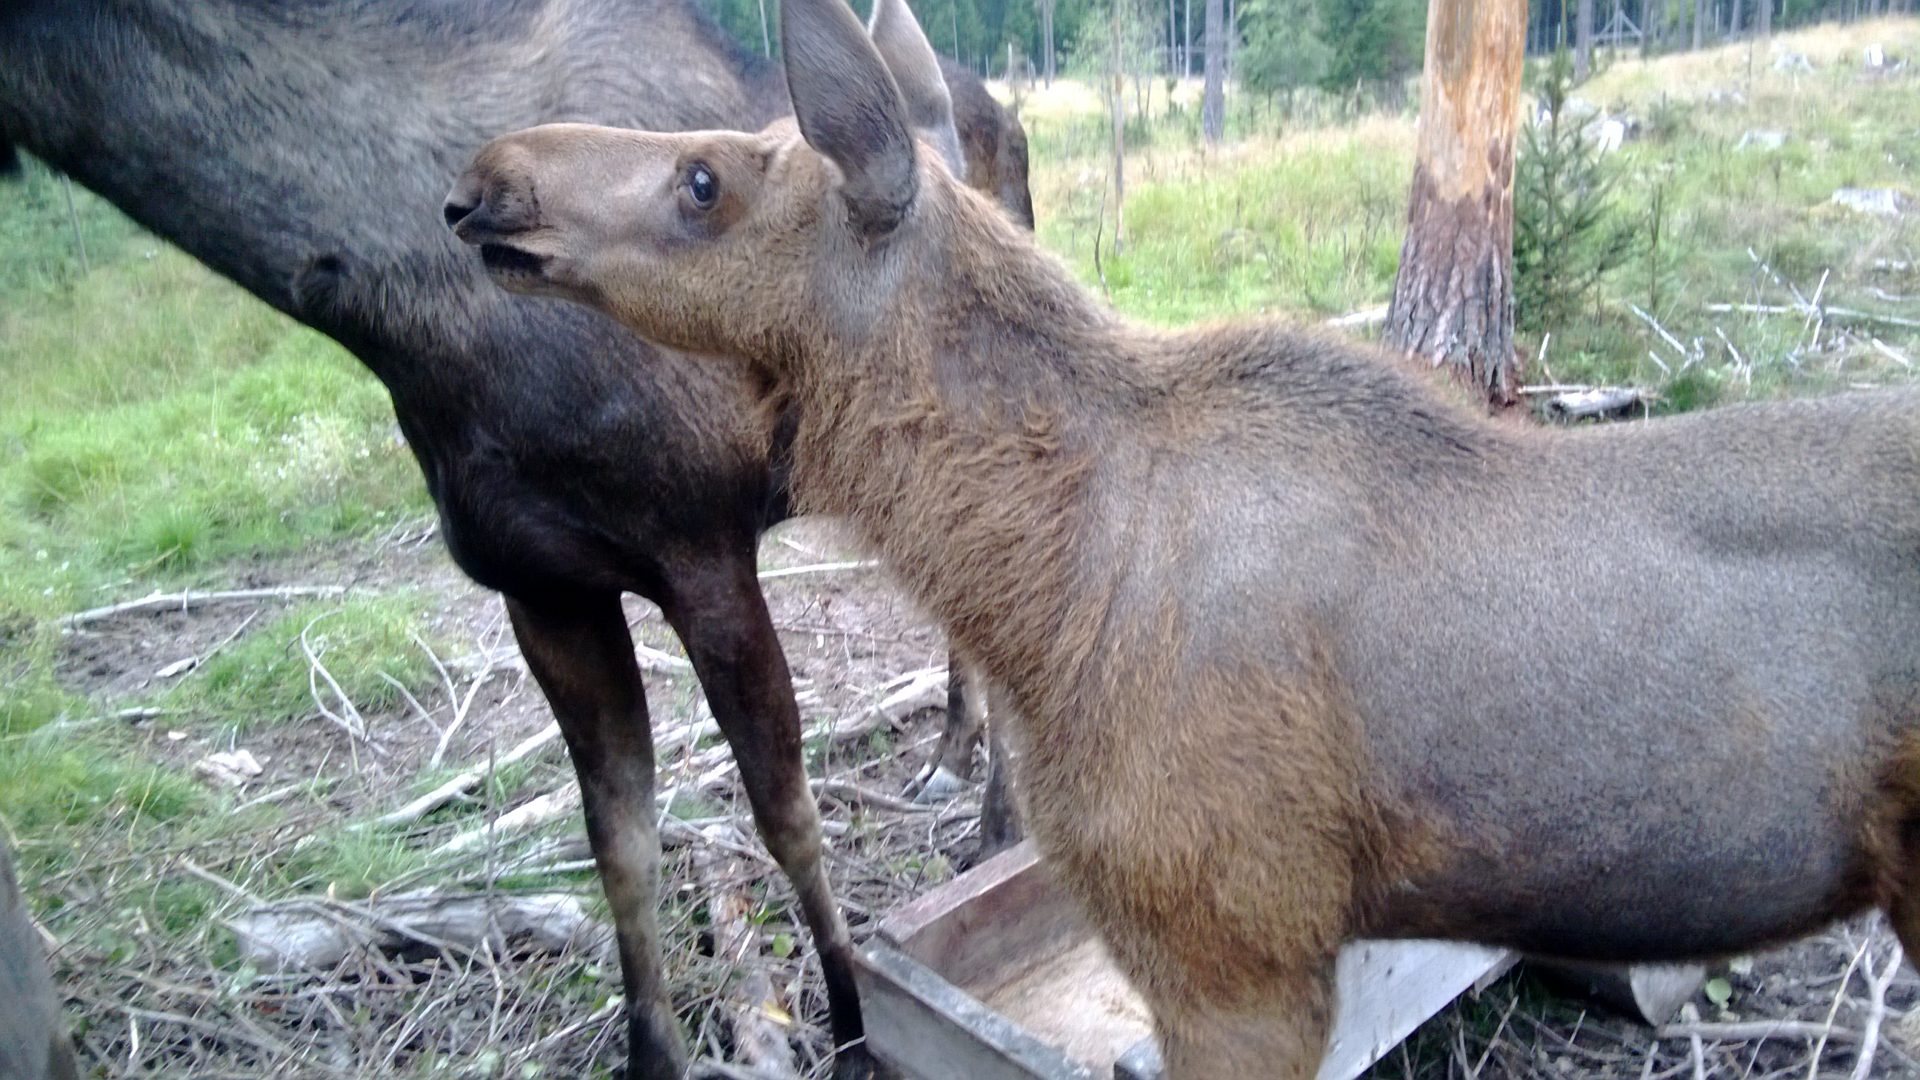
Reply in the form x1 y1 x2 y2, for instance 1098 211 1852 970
504 594 686 1080
978 687 1026 857
655 554 873 1078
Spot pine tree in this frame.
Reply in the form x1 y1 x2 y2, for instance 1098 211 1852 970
1513 50 1637 334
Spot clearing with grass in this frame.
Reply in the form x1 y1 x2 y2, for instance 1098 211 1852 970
1 15 1917 1079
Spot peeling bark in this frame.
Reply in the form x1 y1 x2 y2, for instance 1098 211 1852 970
1385 0 1526 408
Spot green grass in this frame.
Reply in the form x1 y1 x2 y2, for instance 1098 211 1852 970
1022 20 1920 406
174 593 438 729
0 157 445 964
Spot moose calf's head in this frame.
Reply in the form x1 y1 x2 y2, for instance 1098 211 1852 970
444 0 967 370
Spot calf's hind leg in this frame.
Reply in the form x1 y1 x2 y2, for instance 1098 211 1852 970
1153 968 1334 1080
505 593 686 1080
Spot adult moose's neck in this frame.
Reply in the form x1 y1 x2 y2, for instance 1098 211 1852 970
0 0 785 386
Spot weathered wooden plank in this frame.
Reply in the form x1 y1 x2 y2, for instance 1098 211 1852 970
858 941 1097 1080
866 841 1518 1080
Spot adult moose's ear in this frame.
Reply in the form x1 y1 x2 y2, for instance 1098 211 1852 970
782 0 918 239
868 0 964 176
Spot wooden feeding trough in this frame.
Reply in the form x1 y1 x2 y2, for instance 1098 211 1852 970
856 842 1517 1080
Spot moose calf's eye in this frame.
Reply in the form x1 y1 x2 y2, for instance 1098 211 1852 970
687 164 718 209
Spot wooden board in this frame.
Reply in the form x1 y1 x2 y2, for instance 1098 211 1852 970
862 843 1517 1080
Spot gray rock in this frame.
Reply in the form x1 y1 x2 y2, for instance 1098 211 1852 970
1737 129 1788 151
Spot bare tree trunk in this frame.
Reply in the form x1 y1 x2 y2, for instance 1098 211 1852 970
1730 0 1743 36
1226 0 1238 79
1201 0 1225 142
1384 0 1527 406
1184 0 1193 77
1693 0 1706 47
1111 10 1126 252
1169 0 1178 75
1756 0 1771 37
1576 0 1595 78
1040 0 1056 84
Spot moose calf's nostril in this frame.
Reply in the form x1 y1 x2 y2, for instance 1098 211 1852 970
443 199 476 231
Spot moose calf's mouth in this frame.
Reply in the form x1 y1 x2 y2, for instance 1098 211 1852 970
479 242 549 280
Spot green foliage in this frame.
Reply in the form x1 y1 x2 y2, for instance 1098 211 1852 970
1238 0 1334 96
0 728 205 836
1514 50 1636 334
1314 0 1424 91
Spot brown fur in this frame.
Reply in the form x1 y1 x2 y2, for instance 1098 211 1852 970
447 0 1920 1071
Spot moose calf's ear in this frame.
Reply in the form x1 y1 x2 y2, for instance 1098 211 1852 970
868 0 965 175
781 0 918 238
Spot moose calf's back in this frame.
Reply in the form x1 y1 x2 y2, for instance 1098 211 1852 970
1097 372 1920 963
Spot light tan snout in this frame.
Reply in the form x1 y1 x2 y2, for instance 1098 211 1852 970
445 123 711 297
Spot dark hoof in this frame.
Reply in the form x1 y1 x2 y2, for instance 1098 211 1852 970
833 1044 896 1080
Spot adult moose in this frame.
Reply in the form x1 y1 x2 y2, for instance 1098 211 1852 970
446 0 1920 1073
0 1 1028 1076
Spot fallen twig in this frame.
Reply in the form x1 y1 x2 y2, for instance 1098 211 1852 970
696 824 799 1078
1705 303 1920 331
1809 931 1871 1080
300 613 383 754
1630 303 1691 359
1851 938 1903 1080
63 586 348 628
755 560 880 581
1325 304 1390 331
154 610 259 680
1656 1019 1863 1044
364 722 566 830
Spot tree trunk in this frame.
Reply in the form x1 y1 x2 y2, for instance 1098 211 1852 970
1226 0 1238 79
1576 0 1595 78
1111 11 1126 252
1039 0 1056 85
1384 0 1527 406
1184 0 1193 78
1693 0 1706 47
1730 0 1743 35
1756 0 1771 37
1201 0 1225 142
1169 0 1178 76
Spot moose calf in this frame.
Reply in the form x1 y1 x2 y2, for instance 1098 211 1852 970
446 1 1920 1072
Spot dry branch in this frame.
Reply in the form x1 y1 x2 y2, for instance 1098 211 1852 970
1706 303 1920 331
1325 305 1390 331
826 666 948 744
1655 1020 1863 1044
63 586 349 627
435 786 583 856
363 722 566 830
696 823 798 1078
231 890 599 973
1851 939 1903 1080
755 560 880 581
